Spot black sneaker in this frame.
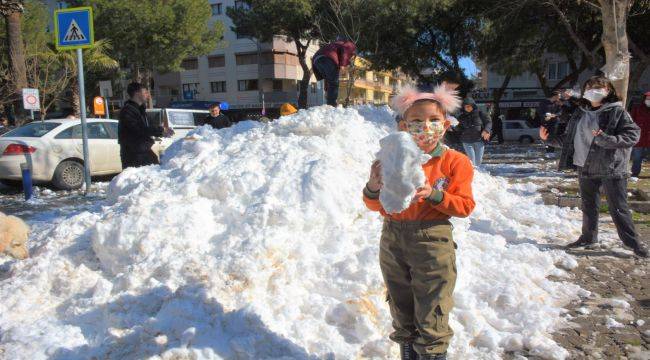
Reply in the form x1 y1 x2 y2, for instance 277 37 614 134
632 244 649 258
566 237 596 249
419 353 446 360
400 343 418 360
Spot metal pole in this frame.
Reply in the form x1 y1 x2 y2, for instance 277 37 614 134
76 48 92 195
104 97 110 119
30 110 34 121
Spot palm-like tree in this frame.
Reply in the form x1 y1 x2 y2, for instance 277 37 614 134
1 0 27 124
58 40 119 116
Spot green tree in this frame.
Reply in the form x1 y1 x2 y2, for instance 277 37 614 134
90 0 223 97
227 0 320 109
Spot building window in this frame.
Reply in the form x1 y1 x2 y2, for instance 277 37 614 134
182 83 200 93
208 55 225 68
211 3 222 15
210 81 226 93
234 0 250 10
238 79 258 91
310 83 317 94
547 62 570 80
181 58 199 71
236 53 258 65
272 80 283 91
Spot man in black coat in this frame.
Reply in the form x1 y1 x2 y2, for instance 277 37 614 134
201 103 232 129
118 83 171 169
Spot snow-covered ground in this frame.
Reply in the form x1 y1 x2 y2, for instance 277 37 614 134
0 106 594 359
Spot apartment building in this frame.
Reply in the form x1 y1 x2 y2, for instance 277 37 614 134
475 53 650 119
153 0 324 111
338 57 414 105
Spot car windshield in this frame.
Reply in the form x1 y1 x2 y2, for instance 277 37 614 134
1 122 61 137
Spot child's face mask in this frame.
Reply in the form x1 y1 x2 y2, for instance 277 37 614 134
583 88 608 103
406 120 446 146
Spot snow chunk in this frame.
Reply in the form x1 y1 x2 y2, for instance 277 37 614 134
606 317 624 328
376 132 430 213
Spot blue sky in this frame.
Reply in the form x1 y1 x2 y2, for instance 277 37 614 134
460 57 478 78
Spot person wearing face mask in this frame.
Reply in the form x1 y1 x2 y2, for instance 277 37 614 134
630 91 650 177
540 75 647 258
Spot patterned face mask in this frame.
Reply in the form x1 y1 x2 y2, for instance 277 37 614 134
406 120 446 146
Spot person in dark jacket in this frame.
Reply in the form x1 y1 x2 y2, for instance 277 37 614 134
118 83 170 169
312 37 356 106
541 75 647 258
630 91 650 177
457 97 491 166
202 103 232 129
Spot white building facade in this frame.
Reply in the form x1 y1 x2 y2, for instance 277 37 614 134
153 0 325 110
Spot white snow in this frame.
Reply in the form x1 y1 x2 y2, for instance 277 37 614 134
605 317 624 328
0 105 586 360
375 131 430 214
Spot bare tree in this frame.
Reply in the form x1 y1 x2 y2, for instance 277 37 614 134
25 50 75 120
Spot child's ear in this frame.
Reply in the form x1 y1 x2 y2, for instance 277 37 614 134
398 120 407 131
444 119 451 129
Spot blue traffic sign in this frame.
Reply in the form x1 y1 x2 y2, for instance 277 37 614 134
54 7 94 50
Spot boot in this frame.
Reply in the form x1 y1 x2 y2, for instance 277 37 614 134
400 343 418 360
566 236 596 249
418 353 447 360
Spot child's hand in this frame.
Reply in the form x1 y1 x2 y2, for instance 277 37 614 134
367 160 382 192
412 184 433 203
592 129 603 137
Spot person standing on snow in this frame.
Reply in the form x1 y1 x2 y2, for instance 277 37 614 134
630 91 650 177
363 86 476 360
118 82 172 169
201 103 232 129
457 97 491 166
312 37 356 106
540 75 647 258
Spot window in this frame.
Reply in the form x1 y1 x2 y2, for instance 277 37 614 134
3 122 60 138
55 123 110 139
211 3 222 15
238 79 258 91
234 0 250 10
310 83 317 94
182 83 200 93
104 122 118 139
236 53 258 65
211 81 227 93
168 111 196 128
272 80 283 91
181 58 199 71
547 62 570 80
208 55 225 68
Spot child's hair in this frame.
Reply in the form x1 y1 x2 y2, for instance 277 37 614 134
582 75 620 104
391 85 461 118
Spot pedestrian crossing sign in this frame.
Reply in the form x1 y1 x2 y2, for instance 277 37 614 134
54 7 94 50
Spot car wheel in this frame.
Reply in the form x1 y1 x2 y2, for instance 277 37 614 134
519 136 534 144
52 160 85 190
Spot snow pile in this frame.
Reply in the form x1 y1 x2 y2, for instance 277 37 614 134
375 132 430 213
0 105 587 359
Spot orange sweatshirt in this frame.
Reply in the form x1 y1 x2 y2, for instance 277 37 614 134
363 145 475 220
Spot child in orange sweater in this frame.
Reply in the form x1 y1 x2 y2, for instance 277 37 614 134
363 86 475 360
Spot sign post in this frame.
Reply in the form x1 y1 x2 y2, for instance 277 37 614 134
54 6 94 194
22 88 40 121
99 81 112 119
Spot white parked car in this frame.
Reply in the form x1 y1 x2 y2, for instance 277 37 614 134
502 120 541 144
146 108 209 156
0 119 122 190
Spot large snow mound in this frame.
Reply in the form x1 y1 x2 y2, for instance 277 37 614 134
375 132 430 214
0 105 587 359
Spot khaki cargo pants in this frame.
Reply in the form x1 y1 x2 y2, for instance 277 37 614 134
380 219 457 356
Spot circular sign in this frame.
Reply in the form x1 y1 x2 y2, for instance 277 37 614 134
95 97 104 105
26 95 38 105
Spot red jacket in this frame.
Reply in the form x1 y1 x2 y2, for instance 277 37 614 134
314 41 356 68
631 103 650 148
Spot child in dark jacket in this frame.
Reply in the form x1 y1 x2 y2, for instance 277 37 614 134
541 75 647 257
364 86 476 360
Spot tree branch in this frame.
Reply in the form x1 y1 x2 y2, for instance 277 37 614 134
546 0 597 64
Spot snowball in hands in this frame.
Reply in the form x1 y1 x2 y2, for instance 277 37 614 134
376 132 431 213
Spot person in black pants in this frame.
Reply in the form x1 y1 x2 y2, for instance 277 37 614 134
202 103 232 129
541 75 647 258
118 83 172 169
